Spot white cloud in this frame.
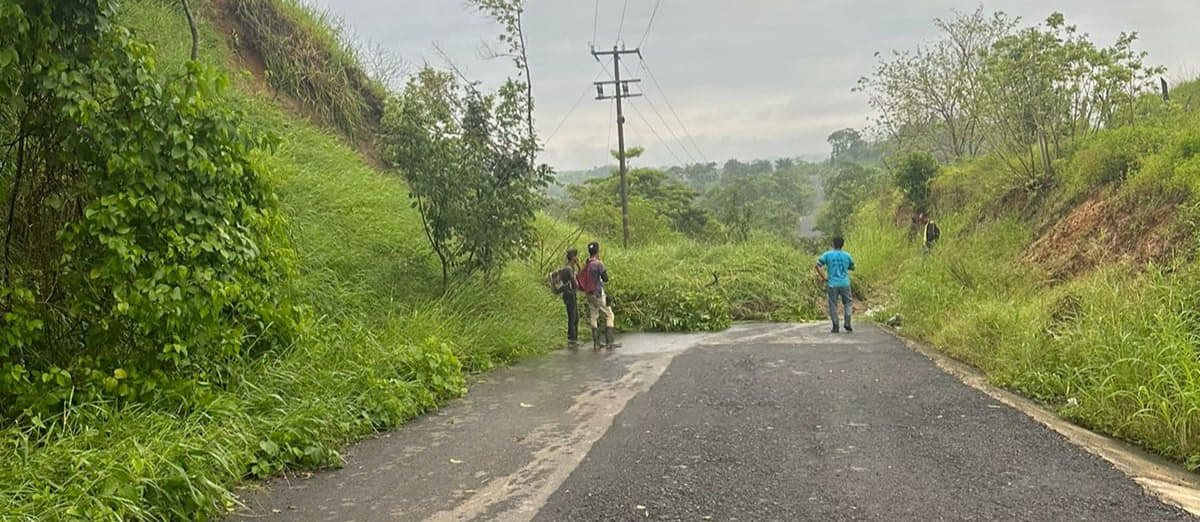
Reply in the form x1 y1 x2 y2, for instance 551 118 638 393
310 0 1200 169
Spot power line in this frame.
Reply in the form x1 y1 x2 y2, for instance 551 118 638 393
629 99 689 167
544 62 610 146
615 0 630 43
636 0 663 49
620 60 697 165
627 100 687 167
591 0 599 45
641 94 698 165
630 0 663 78
638 56 709 163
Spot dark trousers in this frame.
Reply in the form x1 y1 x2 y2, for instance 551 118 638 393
563 291 579 341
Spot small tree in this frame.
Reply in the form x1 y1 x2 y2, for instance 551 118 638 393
893 151 939 213
567 165 708 238
701 159 818 242
381 68 551 291
815 163 878 236
856 7 1016 161
978 13 1161 187
468 0 536 162
707 182 755 242
180 0 200 60
827 128 864 165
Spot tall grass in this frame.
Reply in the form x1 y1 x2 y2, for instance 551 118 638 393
532 218 825 332
0 0 827 517
229 0 386 141
0 2 557 519
848 105 1200 468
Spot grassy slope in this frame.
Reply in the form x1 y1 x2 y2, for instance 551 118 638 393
850 98 1200 468
1 1 826 518
531 213 825 333
0 1 559 520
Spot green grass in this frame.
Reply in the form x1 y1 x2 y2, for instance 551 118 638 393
0 72 561 522
0 2 558 519
847 101 1200 468
533 216 825 332
229 0 385 140
0 1 827 518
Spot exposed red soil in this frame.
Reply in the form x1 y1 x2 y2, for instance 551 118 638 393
209 0 272 96
1024 190 1187 281
205 0 384 167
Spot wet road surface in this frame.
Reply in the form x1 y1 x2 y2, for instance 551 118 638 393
235 323 1196 521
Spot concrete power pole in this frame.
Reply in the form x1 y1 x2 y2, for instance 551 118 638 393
592 45 642 248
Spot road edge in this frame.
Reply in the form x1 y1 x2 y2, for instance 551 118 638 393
878 325 1200 517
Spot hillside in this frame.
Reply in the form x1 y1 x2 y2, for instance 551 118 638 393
0 1 820 519
848 82 1200 468
1 1 566 519
7 2 1200 518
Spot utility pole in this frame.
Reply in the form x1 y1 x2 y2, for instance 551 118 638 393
592 45 642 248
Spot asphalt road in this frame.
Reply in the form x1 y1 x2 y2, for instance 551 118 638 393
235 323 1195 521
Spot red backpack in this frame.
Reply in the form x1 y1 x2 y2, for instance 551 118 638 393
576 260 598 294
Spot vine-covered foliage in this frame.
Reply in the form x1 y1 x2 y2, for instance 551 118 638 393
0 0 297 423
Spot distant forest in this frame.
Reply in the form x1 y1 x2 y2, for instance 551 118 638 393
548 130 884 244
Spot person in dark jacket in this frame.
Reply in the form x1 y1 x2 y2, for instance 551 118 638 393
556 249 582 349
923 217 941 255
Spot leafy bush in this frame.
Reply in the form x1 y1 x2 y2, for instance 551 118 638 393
571 199 681 248
1129 118 1200 196
568 166 711 238
595 238 825 332
1063 124 1170 197
893 151 938 212
612 280 729 332
1 0 297 422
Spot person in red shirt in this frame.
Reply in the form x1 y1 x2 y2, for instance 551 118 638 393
581 241 620 350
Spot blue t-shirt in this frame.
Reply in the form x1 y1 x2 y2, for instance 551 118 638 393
817 249 854 288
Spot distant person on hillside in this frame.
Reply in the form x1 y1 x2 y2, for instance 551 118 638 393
816 236 856 333
923 217 941 255
553 248 582 349
578 241 620 350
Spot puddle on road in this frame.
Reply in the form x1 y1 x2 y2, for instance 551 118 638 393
698 322 867 346
546 322 861 358
612 331 715 355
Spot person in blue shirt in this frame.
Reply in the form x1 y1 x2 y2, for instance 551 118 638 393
815 236 855 333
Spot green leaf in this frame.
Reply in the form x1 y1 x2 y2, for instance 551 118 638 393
259 440 279 456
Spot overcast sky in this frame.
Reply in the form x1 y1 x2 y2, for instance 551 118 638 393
308 1 1200 171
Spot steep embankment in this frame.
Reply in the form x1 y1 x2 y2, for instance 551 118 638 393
1 1 822 519
849 89 1200 468
0 1 560 520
